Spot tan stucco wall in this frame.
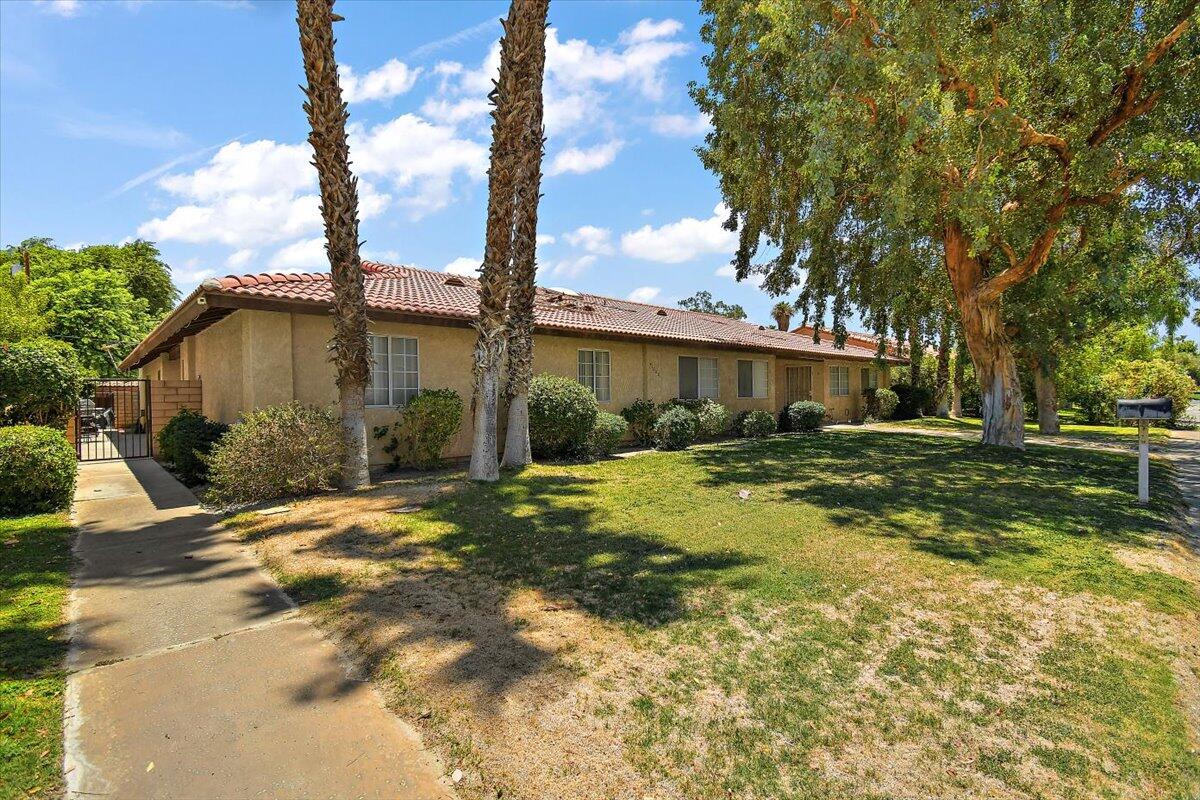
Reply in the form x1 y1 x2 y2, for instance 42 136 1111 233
176 308 887 464
141 352 182 382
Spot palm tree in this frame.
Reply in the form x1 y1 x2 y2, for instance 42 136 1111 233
501 0 549 470
296 0 371 489
770 301 793 331
468 0 540 481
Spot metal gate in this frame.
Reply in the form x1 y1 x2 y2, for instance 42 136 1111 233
76 379 151 461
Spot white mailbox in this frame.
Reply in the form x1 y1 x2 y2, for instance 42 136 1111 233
1116 397 1172 503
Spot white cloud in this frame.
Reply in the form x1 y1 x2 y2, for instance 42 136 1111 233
269 237 327 270
420 96 490 126
55 111 188 149
339 59 421 103
650 112 710 138
547 25 689 101
363 248 401 263
443 256 480 276
714 264 737 279
621 204 738 264
36 0 82 17
408 16 500 60
547 140 623 176
619 18 684 45
158 139 312 202
627 286 661 303
106 137 239 199
562 225 613 254
174 258 217 288
536 234 556 246
551 254 596 278
226 248 256 269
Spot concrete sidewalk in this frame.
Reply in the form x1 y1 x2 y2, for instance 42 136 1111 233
65 458 451 799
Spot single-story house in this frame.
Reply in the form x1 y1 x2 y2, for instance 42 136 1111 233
121 262 905 464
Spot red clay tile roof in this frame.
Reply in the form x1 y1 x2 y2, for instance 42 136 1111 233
198 262 898 363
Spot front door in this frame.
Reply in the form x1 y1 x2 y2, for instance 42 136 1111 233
785 366 812 404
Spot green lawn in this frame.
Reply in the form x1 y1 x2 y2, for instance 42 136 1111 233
876 414 1171 444
0 514 73 800
397 432 1196 798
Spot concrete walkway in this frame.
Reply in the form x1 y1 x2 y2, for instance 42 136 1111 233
65 458 451 799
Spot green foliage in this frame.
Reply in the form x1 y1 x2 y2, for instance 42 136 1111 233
588 411 628 456
0 426 76 516
528 373 598 458
666 398 731 438
787 401 827 432
1100 360 1194 424
654 406 698 451
0 273 49 343
206 403 343 505
890 383 934 421
0 339 83 427
156 408 227 485
33 269 152 374
677 290 747 320
864 388 899 422
620 398 660 445
372 388 463 470
738 409 777 438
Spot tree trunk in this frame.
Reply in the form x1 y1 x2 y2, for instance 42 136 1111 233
296 0 371 490
951 335 965 418
944 223 1025 447
934 316 951 417
908 324 922 387
469 355 502 481
501 0 548 470
1032 356 1060 435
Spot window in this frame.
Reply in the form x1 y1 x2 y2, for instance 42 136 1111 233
366 335 419 407
861 367 878 390
577 349 611 402
737 359 768 398
829 366 850 397
678 356 719 399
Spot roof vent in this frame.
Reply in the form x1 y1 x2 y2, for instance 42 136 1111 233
758 325 766 330
656 309 668 316
442 275 467 287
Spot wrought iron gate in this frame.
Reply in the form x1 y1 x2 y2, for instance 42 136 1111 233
75 380 151 461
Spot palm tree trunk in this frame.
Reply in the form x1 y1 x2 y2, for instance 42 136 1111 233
469 0 540 482
501 0 549 470
296 0 371 489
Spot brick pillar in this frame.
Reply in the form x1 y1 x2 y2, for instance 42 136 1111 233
147 379 204 456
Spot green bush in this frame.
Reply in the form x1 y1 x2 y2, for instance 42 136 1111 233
654 406 698 450
1099 359 1194 424
863 387 899 421
786 401 826 431
588 411 628 456
890 383 932 420
373 388 463 470
0 425 76 515
0 338 83 428
739 409 777 438
666 398 730 439
620 398 660 445
206 403 343 505
528 373 598 458
156 408 227 485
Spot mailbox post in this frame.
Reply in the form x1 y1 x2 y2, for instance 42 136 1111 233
1116 398 1172 503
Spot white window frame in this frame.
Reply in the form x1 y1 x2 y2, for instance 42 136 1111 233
366 335 420 407
577 349 611 402
678 356 719 399
829 365 850 397
737 359 769 399
861 367 878 390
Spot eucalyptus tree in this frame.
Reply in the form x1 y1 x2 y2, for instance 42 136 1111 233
297 0 372 489
470 0 543 481
501 0 550 470
693 0 1198 446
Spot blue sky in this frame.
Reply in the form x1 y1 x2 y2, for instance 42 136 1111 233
2 0 1195 340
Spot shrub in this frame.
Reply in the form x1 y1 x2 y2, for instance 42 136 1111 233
620 398 660 445
206 403 343 505
528 373 598 458
0 425 76 515
739 409 777 438
373 389 463 470
156 408 227 485
665 398 730 438
588 411 628 456
890 383 932 420
1099 359 1194 424
786 401 826 431
0 338 83 428
654 406 698 450
863 387 899 421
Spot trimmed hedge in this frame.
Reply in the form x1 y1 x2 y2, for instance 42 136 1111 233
156 408 227 485
739 409 777 438
528 373 598 458
0 338 83 428
0 425 76 515
666 398 730 439
786 401 826 431
588 411 628 456
654 406 698 450
620 398 659 445
374 388 463 470
206 403 343 505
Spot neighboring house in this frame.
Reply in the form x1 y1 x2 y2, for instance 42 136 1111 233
791 324 905 359
122 263 905 464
